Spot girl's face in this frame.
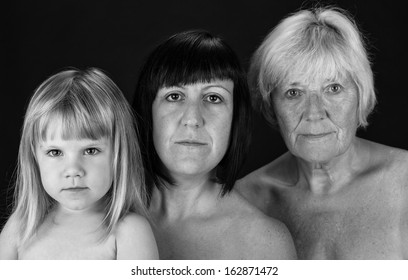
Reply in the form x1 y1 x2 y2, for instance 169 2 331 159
273 73 359 163
152 79 233 181
36 120 113 212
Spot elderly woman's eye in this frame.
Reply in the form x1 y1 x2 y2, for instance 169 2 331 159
285 89 301 99
166 93 182 102
327 84 343 94
205 95 222 104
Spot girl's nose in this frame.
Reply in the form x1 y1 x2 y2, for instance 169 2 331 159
63 158 85 179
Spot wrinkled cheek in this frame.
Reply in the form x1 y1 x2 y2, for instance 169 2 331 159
276 117 297 150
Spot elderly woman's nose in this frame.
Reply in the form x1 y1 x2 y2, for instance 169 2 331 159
304 94 326 121
181 102 204 128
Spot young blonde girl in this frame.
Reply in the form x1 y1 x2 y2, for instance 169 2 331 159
0 68 158 259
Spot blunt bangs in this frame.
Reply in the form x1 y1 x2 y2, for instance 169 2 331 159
133 30 251 198
146 31 242 93
37 106 112 143
33 89 114 145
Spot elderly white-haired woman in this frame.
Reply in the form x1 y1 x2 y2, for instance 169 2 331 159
237 6 408 259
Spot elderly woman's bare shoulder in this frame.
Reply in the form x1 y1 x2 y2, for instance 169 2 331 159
236 152 295 210
219 191 297 259
237 152 295 189
360 138 408 177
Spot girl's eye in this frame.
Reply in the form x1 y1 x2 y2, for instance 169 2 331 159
327 84 343 94
47 149 62 157
166 93 182 102
84 148 99 155
285 89 302 99
205 95 222 104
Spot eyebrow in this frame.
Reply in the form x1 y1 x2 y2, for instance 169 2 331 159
167 84 232 94
286 77 343 87
202 84 232 94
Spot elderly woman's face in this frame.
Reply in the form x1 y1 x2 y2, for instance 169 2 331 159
272 73 358 163
152 79 233 179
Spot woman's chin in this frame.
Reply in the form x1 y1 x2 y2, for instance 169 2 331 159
168 162 213 179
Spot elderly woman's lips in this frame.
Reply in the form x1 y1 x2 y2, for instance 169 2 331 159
301 132 334 139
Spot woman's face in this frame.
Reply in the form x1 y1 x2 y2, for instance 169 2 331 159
272 73 358 163
152 79 233 180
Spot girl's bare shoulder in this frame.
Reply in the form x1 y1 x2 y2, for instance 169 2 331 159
0 213 20 259
115 213 158 259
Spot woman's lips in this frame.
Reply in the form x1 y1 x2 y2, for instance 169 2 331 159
175 141 207 146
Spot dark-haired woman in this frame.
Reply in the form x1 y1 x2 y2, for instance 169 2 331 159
133 30 296 259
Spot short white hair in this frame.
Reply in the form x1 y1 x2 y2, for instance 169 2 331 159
249 7 376 127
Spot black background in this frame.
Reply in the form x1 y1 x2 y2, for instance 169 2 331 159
1 0 407 230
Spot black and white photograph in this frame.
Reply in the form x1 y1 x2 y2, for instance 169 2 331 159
1 0 407 270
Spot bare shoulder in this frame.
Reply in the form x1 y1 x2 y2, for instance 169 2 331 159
238 152 296 190
115 213 158 260
245 210 297 259
224 192 297 259
362 139 408 181
116 213 151 234
236 152 294 215
0 213 20 259
362 138 408 168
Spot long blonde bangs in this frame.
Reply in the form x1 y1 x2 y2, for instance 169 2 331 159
14 68 148 246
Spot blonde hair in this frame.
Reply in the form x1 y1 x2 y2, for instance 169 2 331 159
249 6 376 127
14 67 147 245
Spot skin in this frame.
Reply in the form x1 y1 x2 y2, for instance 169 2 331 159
237 73 408 259
150 79 296 259
0 120 158 259
153 80 233 180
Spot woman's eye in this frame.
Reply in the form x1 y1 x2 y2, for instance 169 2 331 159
166 93 182 102
84 148 99 155
205 95 222 104
46 149 62 157
285 89 301 99
327 84 343 94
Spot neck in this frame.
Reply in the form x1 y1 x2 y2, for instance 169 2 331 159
294 137 363 194
150 173 221 220
52 203 105 227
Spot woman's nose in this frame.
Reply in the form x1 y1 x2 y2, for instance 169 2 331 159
181 102 204 128
304 94 326 121
63 157 85 178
